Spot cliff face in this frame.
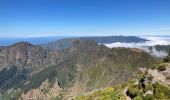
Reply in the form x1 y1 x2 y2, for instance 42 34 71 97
0 42 62 73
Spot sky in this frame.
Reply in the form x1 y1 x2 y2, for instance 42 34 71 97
0 0 170 37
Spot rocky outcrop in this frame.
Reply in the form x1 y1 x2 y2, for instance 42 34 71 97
147 63 170 86
0 42 62 74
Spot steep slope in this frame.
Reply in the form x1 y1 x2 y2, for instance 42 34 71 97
0 42 64 72
15 40 159 99
0 42 66 92
74 54 170 100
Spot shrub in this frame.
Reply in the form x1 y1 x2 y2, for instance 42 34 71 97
157 63 166 71
151 64 158 69
133 96 143 100
148 75 153 81
74 87 120 100
127 84 143 99
145 84 153 92
144 94 153 100
153 82 170 99
163 53 170 62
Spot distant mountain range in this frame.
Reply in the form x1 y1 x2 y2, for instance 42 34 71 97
0 36 147 46
41 36 147 50
40 36 170 58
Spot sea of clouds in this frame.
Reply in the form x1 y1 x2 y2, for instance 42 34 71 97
104 36 170 58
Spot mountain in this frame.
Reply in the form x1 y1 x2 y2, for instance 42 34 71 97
79 36 147 43
144 45 170 58
0 42 68 92
41 36 147 50
0 39 159 99
0 42 63 73
150 45 170 52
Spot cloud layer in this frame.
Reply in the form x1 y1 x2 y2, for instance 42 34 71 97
104 36 170 58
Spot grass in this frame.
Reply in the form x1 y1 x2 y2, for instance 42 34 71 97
74 87 124 100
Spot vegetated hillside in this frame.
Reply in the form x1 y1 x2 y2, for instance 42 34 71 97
74 54 170 100
41 36 147 50
0 42 66 92
40 40 158 89
0 39 159 99
11 40 158 99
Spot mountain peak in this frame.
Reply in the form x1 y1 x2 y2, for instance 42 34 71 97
72 39 100 48
9 42 33 48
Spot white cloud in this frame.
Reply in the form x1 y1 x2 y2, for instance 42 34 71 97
104 36 170 58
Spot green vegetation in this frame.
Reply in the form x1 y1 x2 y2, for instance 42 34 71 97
0 66 28 92
127 84 143 98
133 96 143 100
163 52 170 62
74 77 170 100
74 87 125 100
144 84 153 92
143 94 153 100
18 65 58 93
151 63 166 71
17 63 76 94
126 76 170 100
153 82 170 99
157 63 166 71
125 54 170 100
0 89 21 100
0 40 160 99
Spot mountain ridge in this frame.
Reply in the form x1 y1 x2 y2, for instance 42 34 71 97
41 36 147 50
0 39 160 99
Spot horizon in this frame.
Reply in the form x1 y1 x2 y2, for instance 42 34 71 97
1 35 170 46
1 0 170 37
1 34 170 38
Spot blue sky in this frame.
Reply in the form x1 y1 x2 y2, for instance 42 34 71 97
0 0 170 37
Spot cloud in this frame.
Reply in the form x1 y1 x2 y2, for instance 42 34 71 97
104 36 170 58
140 46 168 58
